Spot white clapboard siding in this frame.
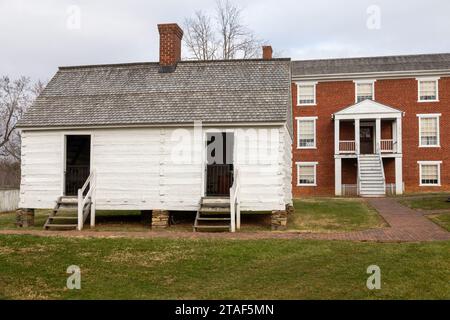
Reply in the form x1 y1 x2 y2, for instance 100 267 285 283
0 189 20 212
282 126 293 205
20 125 292 211
20 131 63 208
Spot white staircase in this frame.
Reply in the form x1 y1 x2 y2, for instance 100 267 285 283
358 154 386 197
194 197 232 232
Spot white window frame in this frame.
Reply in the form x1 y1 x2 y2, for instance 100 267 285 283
296 81 317 106
296 116 317 149
296 162 318 187
417 77 440 102
418 161 442 186
417 113 441 148
354 79 376 103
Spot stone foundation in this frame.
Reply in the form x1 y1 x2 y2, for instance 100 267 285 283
152 210 170 229
16 208 35 227
286 204 295 215
271 210 288 231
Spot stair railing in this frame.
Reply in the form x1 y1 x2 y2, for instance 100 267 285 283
356 154 361 196
229 168 240 232
376 143 386 194
77 170 96 231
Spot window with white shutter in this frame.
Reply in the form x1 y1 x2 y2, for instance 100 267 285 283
419 162 441 186
355 81 374 103
418 79 439 102
297 82 317 105
418 114 440 147
297 117 317 149
297 162 318 186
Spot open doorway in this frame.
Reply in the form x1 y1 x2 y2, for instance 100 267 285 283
65 135 91 196
205 132 234 196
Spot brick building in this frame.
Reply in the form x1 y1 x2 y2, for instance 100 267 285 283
292 54 450 197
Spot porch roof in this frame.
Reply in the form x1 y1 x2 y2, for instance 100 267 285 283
333 100 403 120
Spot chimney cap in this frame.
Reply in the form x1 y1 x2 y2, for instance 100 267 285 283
157 23 184 38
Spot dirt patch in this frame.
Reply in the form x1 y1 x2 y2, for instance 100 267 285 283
104 247 194 267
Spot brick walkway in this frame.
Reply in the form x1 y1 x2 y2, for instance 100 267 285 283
1 198 449 242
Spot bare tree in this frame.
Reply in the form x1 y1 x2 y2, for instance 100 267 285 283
184 11 218 60
183 0 263 60
0 76 44 161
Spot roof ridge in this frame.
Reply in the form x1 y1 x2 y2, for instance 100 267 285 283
59 58 291 71
293 52 450 63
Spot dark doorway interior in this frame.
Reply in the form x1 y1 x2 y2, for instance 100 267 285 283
360 126 374 154
65 135 91 196
206 132 234 196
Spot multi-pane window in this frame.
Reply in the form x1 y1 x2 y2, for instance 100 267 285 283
419 162 441 186
297 162 317 186
418 114 440 147
355 82 374 102
418 79 439 101
297 82 317 105
297 118 316 148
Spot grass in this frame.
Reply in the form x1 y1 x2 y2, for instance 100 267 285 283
428 213 450 232
0 210 270 232
288 198 387 232
0 198 385 233
0 235 448 300
398 193 450 211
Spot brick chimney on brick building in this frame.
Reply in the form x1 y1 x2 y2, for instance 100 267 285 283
262 45 273 60
158 23 184 72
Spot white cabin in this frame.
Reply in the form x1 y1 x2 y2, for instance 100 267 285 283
16 24 293 231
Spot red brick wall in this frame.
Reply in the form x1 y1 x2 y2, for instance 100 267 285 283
292 77 450 196
383 158 395 184
342 159 357 184
158 24 183 66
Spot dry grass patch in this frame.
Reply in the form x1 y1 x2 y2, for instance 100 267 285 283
288 198 387 233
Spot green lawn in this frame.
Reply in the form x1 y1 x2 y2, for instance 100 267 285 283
398 194 450 211
288 198 386 232
0 235 448 299
1 198 385 233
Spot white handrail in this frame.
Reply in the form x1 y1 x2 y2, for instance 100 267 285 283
229 168 240 232
356 154 361 196
339 140 356 153
376 143 386 194
77 170 96 231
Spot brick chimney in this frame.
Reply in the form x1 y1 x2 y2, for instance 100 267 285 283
262 45 273 60
158 23 183 72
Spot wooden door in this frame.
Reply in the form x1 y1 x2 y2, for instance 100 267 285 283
360 126 374 154
206 133 234 196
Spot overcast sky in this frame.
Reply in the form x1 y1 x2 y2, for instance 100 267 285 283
1 0 450 82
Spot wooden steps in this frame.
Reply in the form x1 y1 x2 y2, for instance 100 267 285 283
194 197 232 232
44 196 79 231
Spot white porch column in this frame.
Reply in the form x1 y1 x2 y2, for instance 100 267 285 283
335 158 342 196
396 116 402 154
334 118 340 155
395 157 403 195
392 120 397 153
354 119 360 154
375 118 381 152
